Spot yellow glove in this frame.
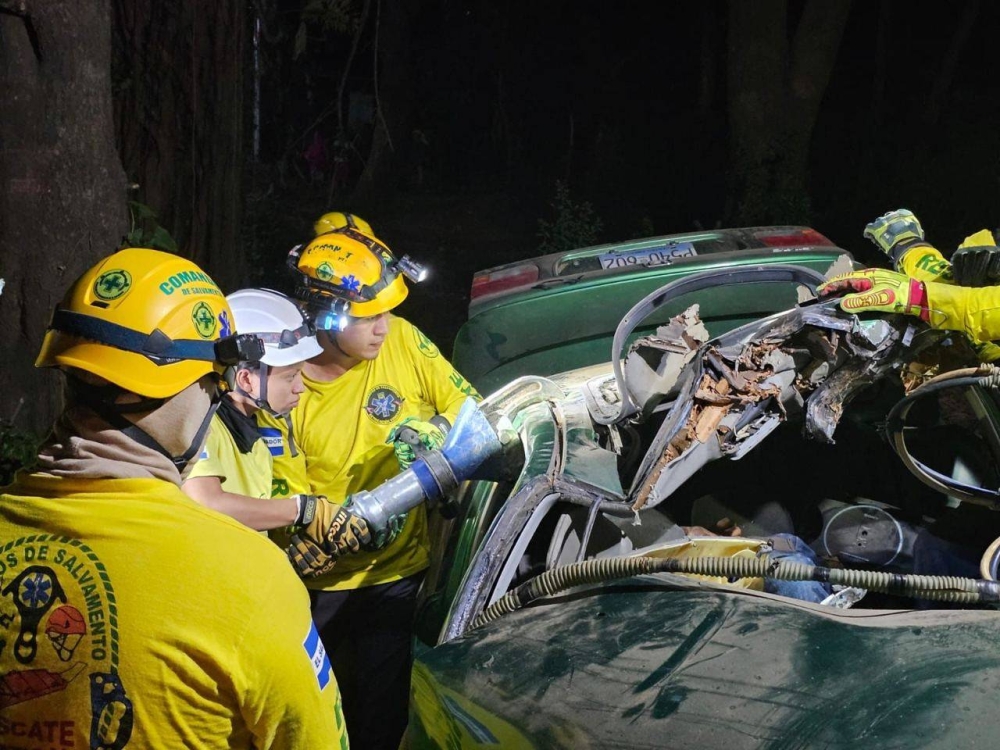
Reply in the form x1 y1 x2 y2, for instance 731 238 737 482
863 209 930 266
817 269 929 321
387 417 446 470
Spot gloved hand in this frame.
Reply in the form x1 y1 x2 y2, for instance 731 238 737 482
287 534 339 578
951 229 1000 287
343 494 408 551
387 417 446 470
863 209 928 266
292 494 374 556
817 268 929 321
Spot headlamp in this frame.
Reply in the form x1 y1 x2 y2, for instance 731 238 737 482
214 333 265 366
398 255 428 283
312 298 351 332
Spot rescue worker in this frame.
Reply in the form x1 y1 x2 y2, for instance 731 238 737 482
0 248 348 748
261 222 480 750
182 287 372 573
820 209 1000 346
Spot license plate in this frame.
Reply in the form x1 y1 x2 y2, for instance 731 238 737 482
599 242 697 270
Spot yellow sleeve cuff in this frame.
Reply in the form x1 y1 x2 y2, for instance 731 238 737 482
897 244 953 284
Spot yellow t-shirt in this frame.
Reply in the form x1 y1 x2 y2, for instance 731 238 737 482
187 412 272 500
262 316 479 591
0 473 348 749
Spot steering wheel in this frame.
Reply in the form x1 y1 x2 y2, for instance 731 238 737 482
593 264 829 426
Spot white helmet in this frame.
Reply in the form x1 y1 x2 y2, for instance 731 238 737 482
227 288 322 367
225 288 322 416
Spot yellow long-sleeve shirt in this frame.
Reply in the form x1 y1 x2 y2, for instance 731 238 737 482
898 230 1000 358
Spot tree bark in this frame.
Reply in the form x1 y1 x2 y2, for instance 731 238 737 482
113 0 246 291
726 0 852 225
352 0 420 202
0 0 127 433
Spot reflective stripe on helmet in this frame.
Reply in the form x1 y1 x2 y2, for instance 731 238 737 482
50 309 264 365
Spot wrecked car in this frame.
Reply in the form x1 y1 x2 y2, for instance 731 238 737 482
404 253 1000 748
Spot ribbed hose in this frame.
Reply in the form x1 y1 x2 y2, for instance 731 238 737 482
474 557 666 628
470 554 1000 630
976 363 1000 390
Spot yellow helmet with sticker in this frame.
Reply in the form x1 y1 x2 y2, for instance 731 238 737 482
36 248 263 398
288 227 426 327
314 211 375 238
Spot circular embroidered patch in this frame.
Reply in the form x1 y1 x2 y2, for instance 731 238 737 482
93 269 132 301
364 384 405 423
412 326 439 358
191 301 217 339
316 261 336 281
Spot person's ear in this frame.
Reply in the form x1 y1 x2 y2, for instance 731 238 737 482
235 366 258 395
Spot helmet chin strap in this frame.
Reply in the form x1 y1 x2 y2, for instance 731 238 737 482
233 362 289 418
319 328 357 364
67 376 222 471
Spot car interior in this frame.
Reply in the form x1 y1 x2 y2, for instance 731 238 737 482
491 343 1000 613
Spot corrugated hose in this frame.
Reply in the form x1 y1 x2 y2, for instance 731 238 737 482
470 553 1000 630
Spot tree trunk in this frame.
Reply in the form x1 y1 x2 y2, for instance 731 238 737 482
352 0 420 203
113 0 246 291
726 0 852 225
0 0 127 434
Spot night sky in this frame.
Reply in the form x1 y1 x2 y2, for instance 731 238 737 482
273 1 1000 266
251 0 1000 348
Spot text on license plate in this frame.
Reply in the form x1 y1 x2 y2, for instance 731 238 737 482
599 243 697 269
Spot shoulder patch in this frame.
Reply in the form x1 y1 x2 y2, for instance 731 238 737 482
258 427 284 457
364 384 405 424
303 623 332 690
412 326 440 358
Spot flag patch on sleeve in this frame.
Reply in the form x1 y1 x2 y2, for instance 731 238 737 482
303 623 332 690
258 427 284 457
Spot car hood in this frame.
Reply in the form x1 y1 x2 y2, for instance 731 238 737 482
411 579 1000 749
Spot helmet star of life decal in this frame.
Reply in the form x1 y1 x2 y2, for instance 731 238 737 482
364 384 404 424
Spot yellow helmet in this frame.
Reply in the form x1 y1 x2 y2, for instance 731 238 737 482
36 248 264 399
314 211 375 238
288 227 426 327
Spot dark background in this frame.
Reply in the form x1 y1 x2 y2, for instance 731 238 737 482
2 0 1000 434
244 0 1000 343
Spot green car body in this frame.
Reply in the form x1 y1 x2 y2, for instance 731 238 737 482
406 230 1000 748
452 226 855 394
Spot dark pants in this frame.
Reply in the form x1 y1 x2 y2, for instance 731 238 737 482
310 573 424 750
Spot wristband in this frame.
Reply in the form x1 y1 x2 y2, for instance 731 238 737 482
294 494 318 527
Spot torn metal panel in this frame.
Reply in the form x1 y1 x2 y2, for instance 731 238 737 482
622 304 709 420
